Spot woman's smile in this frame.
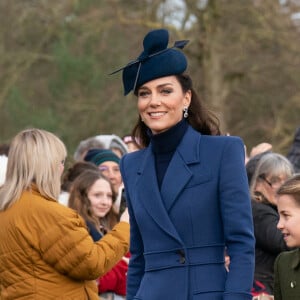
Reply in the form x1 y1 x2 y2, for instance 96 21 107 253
137 76 191 135
148 111 167 118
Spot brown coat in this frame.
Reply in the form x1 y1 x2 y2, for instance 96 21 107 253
0 187 129 299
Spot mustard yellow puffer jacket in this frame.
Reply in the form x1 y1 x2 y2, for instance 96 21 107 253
0 187 129 299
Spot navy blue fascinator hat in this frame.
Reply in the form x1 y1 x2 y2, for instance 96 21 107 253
111 29 189 95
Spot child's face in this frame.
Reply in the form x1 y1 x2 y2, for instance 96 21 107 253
277 194 300 248
87 178 113 218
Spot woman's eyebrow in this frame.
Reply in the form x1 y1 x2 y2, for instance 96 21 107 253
140 82 174 90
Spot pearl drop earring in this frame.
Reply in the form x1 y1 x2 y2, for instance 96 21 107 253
183 107 188 118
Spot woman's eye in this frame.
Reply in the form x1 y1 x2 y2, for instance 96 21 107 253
161 89 172 94
138 90 149 97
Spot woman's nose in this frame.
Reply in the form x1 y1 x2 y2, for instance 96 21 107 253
149 94 161 106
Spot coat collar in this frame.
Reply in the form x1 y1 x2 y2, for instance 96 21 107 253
137 126 201 174
25 184 56 202
135 126 201 243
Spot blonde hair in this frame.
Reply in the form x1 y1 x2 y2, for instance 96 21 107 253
0 128 67 210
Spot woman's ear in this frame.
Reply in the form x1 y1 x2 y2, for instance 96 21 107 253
184 90 192 107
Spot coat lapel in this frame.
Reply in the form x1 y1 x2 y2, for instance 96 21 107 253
135 127 202 242
136 145 183 243
161 126 201 211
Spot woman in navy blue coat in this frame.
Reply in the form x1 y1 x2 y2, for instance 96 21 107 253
115 28 255 300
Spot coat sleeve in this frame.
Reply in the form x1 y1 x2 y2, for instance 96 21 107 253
41 216 129 280
19 202 130 281
219 137 255 300
120 155 145 300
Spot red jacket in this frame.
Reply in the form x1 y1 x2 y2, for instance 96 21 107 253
86 221 130 296
97 254 130 295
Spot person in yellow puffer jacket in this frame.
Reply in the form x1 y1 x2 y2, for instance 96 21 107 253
0 128 130 300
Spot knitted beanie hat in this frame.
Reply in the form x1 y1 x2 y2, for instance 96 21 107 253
84 148 120 166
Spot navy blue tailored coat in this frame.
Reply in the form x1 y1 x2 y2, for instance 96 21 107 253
120 126 255 300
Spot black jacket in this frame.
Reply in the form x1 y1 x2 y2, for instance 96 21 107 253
252 200 289 294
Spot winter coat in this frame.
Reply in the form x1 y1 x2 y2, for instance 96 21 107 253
120 125 255 300
0 187 129 300
274 248 300 300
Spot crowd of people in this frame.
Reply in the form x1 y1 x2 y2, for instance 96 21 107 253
0 28 300 300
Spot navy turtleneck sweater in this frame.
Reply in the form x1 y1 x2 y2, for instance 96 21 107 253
151 119 189 189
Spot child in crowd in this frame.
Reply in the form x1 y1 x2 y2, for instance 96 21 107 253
0 128 129 299
274 174 300 300
68 169 128 300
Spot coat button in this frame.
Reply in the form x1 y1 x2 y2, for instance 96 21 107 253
177 250 186 264
180 256 186 264
291 281 296 288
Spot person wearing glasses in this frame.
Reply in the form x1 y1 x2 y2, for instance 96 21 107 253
250 152 294 295
84 148 126 215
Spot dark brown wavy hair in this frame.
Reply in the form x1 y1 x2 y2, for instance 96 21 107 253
61 161 99 192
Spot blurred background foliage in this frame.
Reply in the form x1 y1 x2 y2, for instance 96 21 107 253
0 0 299 160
